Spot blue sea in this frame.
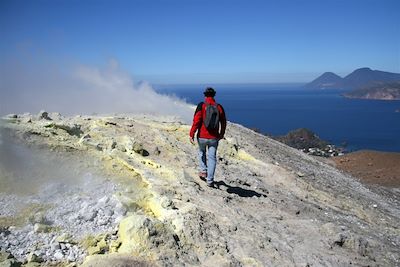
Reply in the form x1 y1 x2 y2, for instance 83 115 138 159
155 84 400 152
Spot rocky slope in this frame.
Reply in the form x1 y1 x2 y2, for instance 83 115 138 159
1 112 399 267
343 81 400 100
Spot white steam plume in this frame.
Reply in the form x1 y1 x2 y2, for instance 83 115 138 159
0 59 194 123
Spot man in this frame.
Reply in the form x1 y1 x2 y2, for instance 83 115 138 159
190 87 227 187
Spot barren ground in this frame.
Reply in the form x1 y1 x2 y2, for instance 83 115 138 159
1 113 399 267
332 150 400 188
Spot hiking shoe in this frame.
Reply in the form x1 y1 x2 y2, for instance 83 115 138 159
199 172 207 181
207 182 215 188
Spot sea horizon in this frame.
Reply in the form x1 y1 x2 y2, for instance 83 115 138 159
156 84 400 153
153 82 307 90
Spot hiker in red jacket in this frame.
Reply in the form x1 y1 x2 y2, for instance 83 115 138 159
190 87 227 187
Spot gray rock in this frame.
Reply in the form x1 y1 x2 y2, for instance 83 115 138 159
132 142 144 154
37 110 51 120
153 146 161 155
357 237 369 257
50 242 61 250
81 202 90 210
333 232 349 247
52 123 83 137
108 140 117 150
49 112 63 121
228 225 238 232
96 218 109 226
9 239 19 246
98 196 109 205
117 144 127 152
67 250 76 262
82 211 97 222
33 223 51 233
68 214 80 224
23 117 32 123
95 143 103 151
28 212 47 225
0 258 21 267
161 197 174 209
5 114 18 119
103 209 114 217
0 251 13 261
27 252 42 263
56 233 73 243
79 134 91 143
124 138 135 152
3 241 10 249
115 203 127 216
53 250 64 261
122 139 149 156
297 172 305 177
114 215 124 224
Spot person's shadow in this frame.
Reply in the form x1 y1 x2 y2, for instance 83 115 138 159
214 181 267 198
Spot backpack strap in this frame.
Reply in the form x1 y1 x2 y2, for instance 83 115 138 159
195 102 204 114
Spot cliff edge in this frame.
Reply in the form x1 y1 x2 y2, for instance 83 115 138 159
343 81 400 100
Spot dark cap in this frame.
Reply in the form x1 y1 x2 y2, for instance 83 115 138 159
203 87 216 97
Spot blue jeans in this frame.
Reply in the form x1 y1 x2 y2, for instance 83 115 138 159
197 138 219 184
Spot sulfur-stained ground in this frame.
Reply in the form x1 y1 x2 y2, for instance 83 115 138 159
1 113 399 267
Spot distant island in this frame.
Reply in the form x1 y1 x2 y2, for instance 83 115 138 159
305 67 400 100
343 81 400 100
305 67 400 90
304 71 344 90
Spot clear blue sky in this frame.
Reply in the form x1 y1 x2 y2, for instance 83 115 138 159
1 0 399 84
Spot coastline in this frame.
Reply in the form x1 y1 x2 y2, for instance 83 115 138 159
341 94 400 101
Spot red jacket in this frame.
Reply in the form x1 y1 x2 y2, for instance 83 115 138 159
190 97 227 139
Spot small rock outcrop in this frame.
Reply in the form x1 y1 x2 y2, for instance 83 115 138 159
273 128 344 157
37 110 52 120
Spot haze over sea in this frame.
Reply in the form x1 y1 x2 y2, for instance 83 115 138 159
156 84 400 153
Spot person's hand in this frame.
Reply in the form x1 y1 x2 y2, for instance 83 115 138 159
190 137 195 145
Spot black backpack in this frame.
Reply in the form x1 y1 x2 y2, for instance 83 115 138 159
203 102 220 130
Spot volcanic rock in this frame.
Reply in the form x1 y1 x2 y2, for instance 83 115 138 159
0 113 399 267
